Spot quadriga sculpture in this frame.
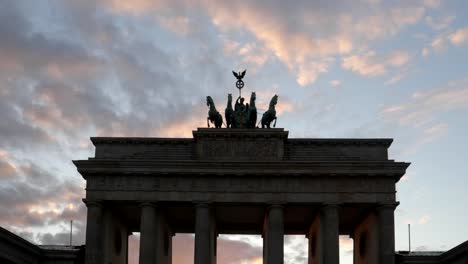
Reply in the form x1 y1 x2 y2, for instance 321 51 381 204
247 92 257 128
206 96 223 128
225 94 234 128
261 94 278 128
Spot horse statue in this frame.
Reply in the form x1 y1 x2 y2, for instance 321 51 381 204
261 94 278 128
206 96 223 128
225 94 234 128
247 92 257 128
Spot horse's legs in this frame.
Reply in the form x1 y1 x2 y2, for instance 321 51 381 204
207 117 210 128
273 117 277 127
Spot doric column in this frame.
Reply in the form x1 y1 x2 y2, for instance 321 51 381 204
139 202 157 264
307 214 322 264
378 204 396 264
264 204 284 264
84 200 103 264
322 204 340 264
194 203 216 264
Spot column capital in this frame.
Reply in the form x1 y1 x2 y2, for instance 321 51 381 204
321 203 341 211
139 201 158 208
377 202 399 211
194 201 212 208
267 204 285 210
266 201 286 208
82 199 103 208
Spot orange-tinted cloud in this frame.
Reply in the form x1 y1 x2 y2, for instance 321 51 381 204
342 50 410 77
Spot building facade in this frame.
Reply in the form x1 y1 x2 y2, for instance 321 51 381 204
74 128 408 264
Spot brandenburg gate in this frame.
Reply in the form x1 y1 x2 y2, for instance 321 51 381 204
74 128 409 264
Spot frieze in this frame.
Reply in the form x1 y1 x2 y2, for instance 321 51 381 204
198 140 282 160
86 175 396 195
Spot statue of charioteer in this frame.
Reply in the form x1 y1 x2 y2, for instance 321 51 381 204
206 69 278 129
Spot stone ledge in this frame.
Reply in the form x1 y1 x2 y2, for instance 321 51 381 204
91 137 193 145
73 160 410 178
287 138 393 147
193 128 289 139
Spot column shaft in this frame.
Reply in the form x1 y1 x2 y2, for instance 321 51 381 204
307 215 322 264
378 205 396 264
322 205 340 264
265 205 284 264
85 201 103 264
194 203 216 264
139 203 157 264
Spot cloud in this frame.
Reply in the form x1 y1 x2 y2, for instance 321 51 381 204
340 236 354 253
385 72 407 85
342 50 410 77
425 15 455 31
105 0 168 15
0 146 86 244
422 47 430 57
422 27 468 56
99 0 431 86
423 0 441 9
387 51 411 67
330 80 341 87
0 150 18 178
399 122 449 154
449 27 468 45
381 79 468 127
238 43 270 67
418 215 431 225
378 79 468 154
342 51 386 76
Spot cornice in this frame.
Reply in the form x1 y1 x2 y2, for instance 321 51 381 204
287 138 393 147
91 137 193 146
73 160 410 178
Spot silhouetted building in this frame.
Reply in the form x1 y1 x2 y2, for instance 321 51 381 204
396 241 468 264
0 226 84 264
1 129 467 264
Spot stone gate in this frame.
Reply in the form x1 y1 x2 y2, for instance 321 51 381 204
74 128 409 264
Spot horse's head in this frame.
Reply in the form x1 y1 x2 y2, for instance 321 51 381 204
272 94 278 105
227 93 232 103
251 92 256 101
206 96 213 106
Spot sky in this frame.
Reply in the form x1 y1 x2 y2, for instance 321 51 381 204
0 0 467 263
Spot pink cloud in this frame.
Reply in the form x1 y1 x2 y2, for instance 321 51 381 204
449 27 468 45
330 80 341 87
418 215 431 225
339 236 353 252
342 50 410 77
422 27 468 56
342 51 386 76
0 150 18 178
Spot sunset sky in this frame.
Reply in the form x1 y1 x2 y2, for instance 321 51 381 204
1 0 468 263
